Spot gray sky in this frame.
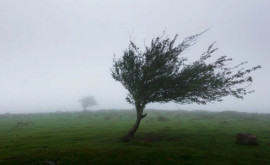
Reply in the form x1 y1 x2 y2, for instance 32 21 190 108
0 0 269 113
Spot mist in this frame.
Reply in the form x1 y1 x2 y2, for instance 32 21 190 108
0 0 269 114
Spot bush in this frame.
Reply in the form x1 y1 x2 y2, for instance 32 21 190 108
157 116 169 122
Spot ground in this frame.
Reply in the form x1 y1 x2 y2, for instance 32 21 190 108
0 110 270 165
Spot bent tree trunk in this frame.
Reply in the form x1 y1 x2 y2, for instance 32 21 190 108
121 106 147 142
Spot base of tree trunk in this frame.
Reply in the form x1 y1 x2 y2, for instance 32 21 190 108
121 134 134 142
120 109 146 142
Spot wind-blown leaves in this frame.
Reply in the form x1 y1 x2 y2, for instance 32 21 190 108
111 33 261 108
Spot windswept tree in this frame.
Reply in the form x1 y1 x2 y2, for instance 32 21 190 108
111 32 261 141
79 96 97 111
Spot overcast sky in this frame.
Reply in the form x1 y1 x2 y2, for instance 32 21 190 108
0 0 269 113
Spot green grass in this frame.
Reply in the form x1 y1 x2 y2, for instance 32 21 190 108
1 110 270 165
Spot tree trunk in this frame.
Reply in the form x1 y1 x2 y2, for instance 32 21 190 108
121 106 147 142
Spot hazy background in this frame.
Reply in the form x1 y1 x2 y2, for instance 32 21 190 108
0 0 269 114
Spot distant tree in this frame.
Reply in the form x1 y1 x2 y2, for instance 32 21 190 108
79 96 97 111
111 32 261 141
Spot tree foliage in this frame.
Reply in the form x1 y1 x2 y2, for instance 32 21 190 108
112 33 260 107
111 32 261 140
79 96 97 111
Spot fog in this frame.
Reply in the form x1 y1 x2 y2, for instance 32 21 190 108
0 0 269 113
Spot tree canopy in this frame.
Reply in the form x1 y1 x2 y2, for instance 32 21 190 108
111 32 261 141
79 96 97 111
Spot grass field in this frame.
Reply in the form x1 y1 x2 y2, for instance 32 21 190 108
1 109 270 165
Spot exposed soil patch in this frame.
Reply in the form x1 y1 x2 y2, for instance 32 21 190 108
236 133 259 145
135 133 182 142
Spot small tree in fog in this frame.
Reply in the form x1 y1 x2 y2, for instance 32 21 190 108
111 32 261 141
79 96 97 111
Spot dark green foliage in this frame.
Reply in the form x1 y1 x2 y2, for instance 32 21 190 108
111 32 261 139
111 32 261 107
157 116 169 121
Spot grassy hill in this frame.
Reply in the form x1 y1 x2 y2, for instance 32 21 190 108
1 110 270 165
